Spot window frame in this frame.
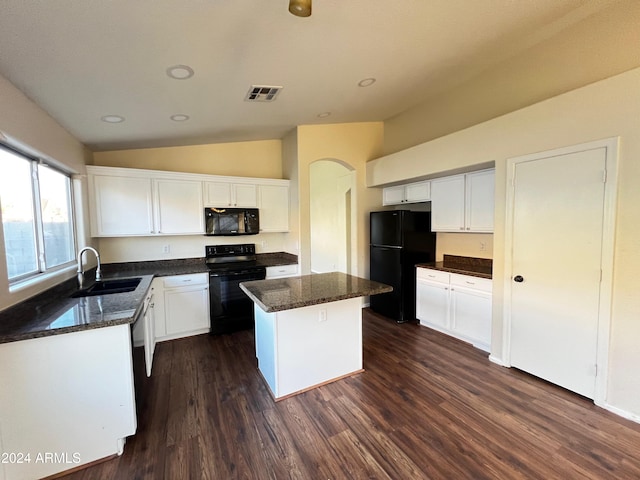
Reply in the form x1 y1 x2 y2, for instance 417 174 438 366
0 143 78 285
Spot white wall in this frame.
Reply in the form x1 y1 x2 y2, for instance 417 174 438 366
0 74 92 311
368 67 640 419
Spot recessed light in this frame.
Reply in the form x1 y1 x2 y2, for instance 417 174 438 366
166 65 194 80
317 112 331 118
170 114 190 122
101 115 125 123
358 78 376 88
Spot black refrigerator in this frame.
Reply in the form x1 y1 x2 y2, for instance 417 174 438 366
370 210 436 323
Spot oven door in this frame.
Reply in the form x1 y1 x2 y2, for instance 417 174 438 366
209 268 266 334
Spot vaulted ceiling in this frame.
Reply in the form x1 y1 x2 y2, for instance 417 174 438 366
0 0 635 152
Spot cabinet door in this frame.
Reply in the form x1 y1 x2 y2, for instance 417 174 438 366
90 175 154 236
155 179 204 234
234 184 258 207
416 278 449 330
450 286 492 351
258 184 289 232
431 175 465 232
165 285 210 335
465 169 495 232
204 181 232 206
382 185 405 205
404 181 430 203
143 294 156 377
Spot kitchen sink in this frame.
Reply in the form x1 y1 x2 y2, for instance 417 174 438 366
71 277 142 298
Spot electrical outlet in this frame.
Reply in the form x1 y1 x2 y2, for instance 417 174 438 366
162 244 170 254
319 309 327 322
479 242 486 251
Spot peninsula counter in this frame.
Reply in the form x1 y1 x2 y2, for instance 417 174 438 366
240 272 392 400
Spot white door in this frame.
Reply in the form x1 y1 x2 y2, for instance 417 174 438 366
509 147 606 398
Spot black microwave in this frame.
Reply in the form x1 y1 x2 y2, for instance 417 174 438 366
205 207 260 236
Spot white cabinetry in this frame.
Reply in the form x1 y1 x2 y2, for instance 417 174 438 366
0 325 136 479
204 181 257 207
155 273 210 341
155 179 204 234
266 264 299 279
382 180 430 205
415 268 450 330
87 166 289 237
89 174 154 236
416 267 492 351
87 166 203 237
258 184 290 232
430 169 494 232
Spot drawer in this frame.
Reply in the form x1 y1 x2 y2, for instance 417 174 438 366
266 264 298 278
163 272 208 288
450 273 492 293
416 267 450 283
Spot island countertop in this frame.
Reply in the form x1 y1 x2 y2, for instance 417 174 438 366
239 272 392 313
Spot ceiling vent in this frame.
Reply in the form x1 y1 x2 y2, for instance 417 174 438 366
245 85 283 102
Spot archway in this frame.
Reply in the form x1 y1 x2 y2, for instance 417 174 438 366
309 159 355 274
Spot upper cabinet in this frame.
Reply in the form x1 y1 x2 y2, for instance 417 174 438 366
87 166 289 237
89 174 155 236
382 180 430 205
88 168 204 237
154 179 204 235
431 169 494 233
258 184 289 232
204 181 257 207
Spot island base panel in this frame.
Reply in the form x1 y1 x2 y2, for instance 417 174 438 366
255 297 363 400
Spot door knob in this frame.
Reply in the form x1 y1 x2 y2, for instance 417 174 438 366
513 275 524 283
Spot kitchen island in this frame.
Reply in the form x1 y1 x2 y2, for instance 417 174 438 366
240 272 392 400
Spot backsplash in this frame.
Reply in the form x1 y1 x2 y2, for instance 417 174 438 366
435 232 493 261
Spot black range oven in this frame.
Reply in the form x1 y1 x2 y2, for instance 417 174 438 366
206 244 266 335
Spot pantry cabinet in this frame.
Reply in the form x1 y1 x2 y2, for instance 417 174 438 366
430 169 494 232
382 180 430 205
416 267 492 351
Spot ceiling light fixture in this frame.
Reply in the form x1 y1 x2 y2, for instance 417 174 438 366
358 78 376 88
317 112 331 118
100 115 125 123
170 114 190 122
289 0 311 17
166 65 194 80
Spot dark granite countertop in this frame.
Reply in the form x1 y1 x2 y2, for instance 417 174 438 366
240 272 392 313
416 254 493 279
0 272 153 344
0 252 299 344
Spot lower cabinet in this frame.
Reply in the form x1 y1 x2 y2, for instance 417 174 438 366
0 325 136 479
155 273 210 342
265 264 299 279
416 267 492 351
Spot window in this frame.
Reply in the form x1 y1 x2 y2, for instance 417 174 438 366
0 145 76 283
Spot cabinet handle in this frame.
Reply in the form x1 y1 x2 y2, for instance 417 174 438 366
182 279 192 283
460 227 464 230
465 281 475 285
466 227 471 230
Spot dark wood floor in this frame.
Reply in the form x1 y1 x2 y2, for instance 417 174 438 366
61 309 640 479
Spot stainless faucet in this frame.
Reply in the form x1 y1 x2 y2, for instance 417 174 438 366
77 246 102 288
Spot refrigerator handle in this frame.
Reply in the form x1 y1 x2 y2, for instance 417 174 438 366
371 244 402 249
